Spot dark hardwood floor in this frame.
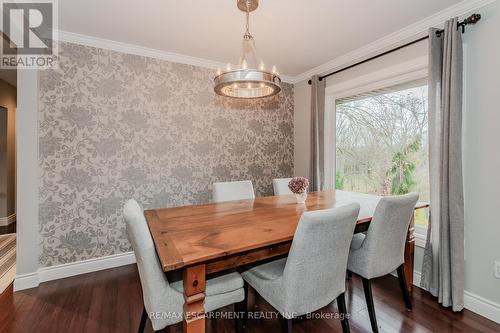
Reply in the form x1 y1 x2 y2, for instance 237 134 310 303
0 264 498 333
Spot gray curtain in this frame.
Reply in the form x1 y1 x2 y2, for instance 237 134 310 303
420 18 465 311
310 75 326 191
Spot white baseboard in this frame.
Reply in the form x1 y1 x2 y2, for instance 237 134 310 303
0 213 16 226
13 271 39 291
413 270 500 324
14 251 136 292
464 290 500 324
38 251 136 282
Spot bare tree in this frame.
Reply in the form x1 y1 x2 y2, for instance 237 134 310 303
336 85 428 198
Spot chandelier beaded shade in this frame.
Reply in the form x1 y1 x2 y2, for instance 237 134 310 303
214 0 281 99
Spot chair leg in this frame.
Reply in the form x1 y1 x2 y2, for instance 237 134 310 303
235 302 244 333
235 281 248 332
396 264 412 311
243 282 248 327
280 315 293 333
361 278 379 333
336 292 350 333
138 306 147 333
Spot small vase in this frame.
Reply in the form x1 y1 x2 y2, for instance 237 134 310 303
295 192 307 204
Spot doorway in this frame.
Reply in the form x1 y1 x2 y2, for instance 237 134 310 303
0 32 17 293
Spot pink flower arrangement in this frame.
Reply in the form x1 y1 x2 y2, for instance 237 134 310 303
288 177 309 194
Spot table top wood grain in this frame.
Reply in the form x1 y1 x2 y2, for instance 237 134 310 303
144 190 429 272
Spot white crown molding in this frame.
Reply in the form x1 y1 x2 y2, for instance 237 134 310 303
279 74 294 84
56 30 226 69
55 30 294 84
289 0 497 84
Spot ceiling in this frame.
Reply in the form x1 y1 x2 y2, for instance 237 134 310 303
59 0 462 77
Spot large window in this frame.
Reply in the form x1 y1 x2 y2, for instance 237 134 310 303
335 82 429 229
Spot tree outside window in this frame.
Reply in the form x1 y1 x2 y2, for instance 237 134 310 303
335 84 429 227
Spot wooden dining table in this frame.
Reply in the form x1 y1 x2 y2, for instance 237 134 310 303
144 190 429 333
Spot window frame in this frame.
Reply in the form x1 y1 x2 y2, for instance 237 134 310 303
326 56 429 246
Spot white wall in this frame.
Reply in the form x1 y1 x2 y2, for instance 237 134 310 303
293 79 311 178
15 69 39 283
293 0 500 318
462 0 500 306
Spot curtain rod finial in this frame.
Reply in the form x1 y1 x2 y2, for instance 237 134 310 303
466 13 481 25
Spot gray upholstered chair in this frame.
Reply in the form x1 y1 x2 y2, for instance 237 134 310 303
272 178 293 195
242 203 361 333
347 192 419 333
212 180 255 203
123 199 245 332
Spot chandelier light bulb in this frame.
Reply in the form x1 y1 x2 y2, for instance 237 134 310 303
226 63 232 71
242 59 248 70
259 62 265 71
216 68 222 76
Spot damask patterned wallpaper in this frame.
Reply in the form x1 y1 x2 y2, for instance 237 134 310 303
38 42 294 267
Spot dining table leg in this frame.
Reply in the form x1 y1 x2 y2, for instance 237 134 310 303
183 264 206 333
404 214 415 295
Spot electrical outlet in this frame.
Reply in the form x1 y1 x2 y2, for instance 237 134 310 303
495 261 500 279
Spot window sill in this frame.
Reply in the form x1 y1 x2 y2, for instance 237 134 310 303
415 233 427 248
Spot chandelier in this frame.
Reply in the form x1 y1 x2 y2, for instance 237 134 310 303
214 0 281 99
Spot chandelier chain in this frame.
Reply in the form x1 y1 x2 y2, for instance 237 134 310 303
244 0 252 40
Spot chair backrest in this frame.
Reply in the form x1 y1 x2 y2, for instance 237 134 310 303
282 203 360 314
361 192 419 276
123 199 171 316
273 178 293 195
212 180 255 203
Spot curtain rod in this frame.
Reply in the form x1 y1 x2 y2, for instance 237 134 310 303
307 13 481 85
